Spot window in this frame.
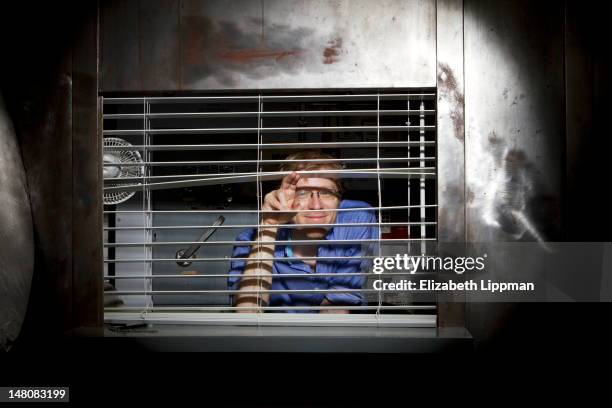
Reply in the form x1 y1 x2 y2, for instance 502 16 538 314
102 90 437 327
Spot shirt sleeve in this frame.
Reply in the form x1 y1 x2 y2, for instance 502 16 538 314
325 208 378 306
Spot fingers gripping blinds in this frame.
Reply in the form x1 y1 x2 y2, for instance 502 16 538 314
102 91 438 327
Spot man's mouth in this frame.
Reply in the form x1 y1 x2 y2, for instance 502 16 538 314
304 213 328 222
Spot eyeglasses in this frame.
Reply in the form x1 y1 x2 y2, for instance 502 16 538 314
294 188 341 203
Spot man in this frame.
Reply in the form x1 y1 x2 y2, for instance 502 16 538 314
228 151 378 313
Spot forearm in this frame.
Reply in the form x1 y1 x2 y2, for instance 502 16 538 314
234 224 278 311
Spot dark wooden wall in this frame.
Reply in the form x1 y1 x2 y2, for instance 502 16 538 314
0 0 102 344
565 0 611 242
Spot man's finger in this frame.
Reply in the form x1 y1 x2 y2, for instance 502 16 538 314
278 190 289 209
280 171 300 191
266 195 281 210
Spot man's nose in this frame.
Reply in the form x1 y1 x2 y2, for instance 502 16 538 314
308 192 323 209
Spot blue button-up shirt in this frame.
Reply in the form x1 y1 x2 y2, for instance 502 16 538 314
228 200 378 312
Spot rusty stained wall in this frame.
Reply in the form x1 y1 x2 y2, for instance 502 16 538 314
100 0 437 91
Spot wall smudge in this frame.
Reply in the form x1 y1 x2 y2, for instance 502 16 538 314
469 129 556 250
437 63 465 142
217 48 302 64
323 37 343 64
181 16 313 86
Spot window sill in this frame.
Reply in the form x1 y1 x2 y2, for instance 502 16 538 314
75 324 473 353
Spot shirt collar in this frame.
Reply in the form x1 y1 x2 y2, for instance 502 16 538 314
282 224 334 262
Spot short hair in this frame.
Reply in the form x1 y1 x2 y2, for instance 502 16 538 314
279 151 343 193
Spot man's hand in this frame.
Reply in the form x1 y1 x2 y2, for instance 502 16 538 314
319 298 349 314
261 171 301 226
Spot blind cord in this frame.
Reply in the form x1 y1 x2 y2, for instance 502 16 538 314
375 94 383 324
256 95 263 324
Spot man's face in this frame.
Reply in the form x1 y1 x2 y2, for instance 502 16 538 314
291 176 340 239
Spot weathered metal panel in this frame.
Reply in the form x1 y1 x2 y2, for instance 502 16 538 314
181 0 436 89
436 0 465 328
437 0 465 244
73 1 103 329
464 0 564 244
0 93 34 350
464 0 564 346
101 0 437 92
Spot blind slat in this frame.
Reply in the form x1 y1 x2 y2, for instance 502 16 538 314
103 109 437 119
102 141 436 151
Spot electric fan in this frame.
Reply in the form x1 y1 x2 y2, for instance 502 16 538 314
103 137 144 205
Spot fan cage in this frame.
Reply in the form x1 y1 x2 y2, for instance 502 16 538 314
103 137 144 205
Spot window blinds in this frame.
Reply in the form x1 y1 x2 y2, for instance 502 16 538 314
102 91 438 327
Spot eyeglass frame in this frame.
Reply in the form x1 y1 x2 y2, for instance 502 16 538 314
294 187 342 203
